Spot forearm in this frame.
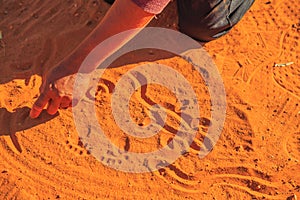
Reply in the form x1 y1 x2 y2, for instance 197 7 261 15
65 0 155 73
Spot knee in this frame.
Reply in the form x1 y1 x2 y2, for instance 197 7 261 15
178 0 255 42
179 20 232 42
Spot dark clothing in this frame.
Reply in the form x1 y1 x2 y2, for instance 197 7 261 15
177 0 255 42
105 0 255 42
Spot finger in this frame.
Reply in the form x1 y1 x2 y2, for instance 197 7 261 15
72 98 80 107
47 97 61 115
59 96 71 109
30 93 50 119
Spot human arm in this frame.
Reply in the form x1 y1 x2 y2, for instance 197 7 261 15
30 0 169 118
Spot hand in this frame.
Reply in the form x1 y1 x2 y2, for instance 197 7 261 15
30 64 77 119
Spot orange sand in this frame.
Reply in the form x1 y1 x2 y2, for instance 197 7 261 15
0 0 299 199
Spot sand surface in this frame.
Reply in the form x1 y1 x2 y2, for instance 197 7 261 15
0 0 299 199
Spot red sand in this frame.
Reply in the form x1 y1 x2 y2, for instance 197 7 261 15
0 0 299 199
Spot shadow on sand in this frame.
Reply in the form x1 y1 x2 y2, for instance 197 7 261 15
0 107 58 152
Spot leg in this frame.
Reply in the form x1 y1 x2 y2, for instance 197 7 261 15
177 0 255 42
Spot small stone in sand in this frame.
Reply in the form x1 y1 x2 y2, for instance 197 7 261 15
287 194 297 200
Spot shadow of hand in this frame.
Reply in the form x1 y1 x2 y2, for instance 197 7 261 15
0 107 58 136
0 107 58 153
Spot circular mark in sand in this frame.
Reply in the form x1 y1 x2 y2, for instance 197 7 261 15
72 27 226 173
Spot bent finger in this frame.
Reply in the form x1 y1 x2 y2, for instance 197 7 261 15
30 93 50 119
47 97 61 115
59 96 72 109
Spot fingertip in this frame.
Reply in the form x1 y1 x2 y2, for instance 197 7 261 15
47 98 61 116
29 109 40 119
72 99 79 107
30 93 49 119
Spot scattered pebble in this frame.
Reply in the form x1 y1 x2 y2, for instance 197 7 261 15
0 30 5 56
86 20 93 26
287 194 297 200
92 1 98 6
32 13 39 19
274 62 294 67
235 145 244 151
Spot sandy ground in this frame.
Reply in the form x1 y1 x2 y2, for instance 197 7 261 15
0 0 299 199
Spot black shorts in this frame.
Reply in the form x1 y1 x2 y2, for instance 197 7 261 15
177 0 255 42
